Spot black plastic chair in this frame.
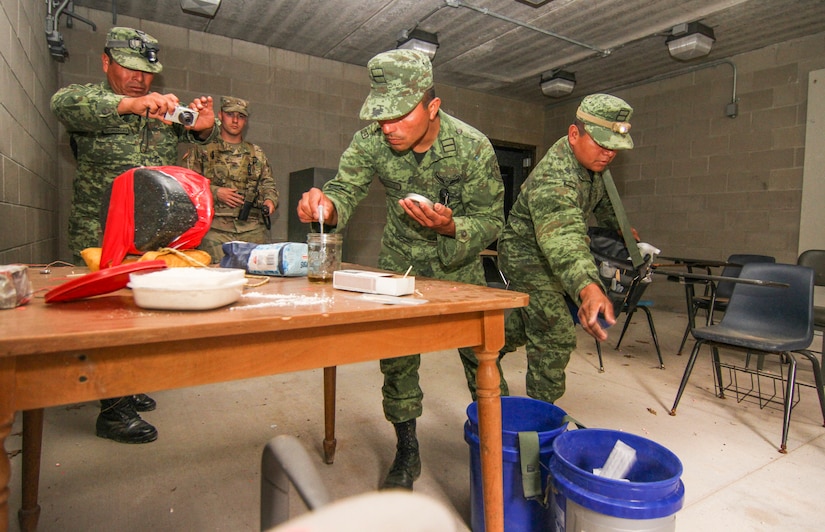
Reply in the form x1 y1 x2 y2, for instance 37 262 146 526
676 254 776 355
797 249 825 354
669 262 825 453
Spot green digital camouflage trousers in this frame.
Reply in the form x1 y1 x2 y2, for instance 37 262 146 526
380 348 510 424
500 287 576 403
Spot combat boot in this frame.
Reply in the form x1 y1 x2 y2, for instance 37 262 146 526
132 393 156 412
96 396 158 444
381 419 421 490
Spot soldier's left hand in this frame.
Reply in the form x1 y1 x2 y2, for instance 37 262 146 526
399 199 456 237
188 95 216 133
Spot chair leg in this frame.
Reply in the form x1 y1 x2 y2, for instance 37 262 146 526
640 306 664 369
676 320 691 356
670 340 705 415
779 353 798 454
711 345 725 399
594 339 604 373
795 350 825 426
615 308 635 350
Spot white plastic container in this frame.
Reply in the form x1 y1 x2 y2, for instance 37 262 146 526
128 267 246 310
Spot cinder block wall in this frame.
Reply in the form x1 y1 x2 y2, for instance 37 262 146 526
0 0 59 265
48 7 545 267
543 33 825 311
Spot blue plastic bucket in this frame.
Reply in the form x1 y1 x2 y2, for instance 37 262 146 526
549 429 685 532
464 396 570 532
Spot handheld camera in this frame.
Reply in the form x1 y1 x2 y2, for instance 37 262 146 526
164 105 199 127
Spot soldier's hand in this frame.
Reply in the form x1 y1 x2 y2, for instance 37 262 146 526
577 283 616 341
119 92 180 120
218 187 244 208
297 188 338 225
188 95 216 133
399 199 456 236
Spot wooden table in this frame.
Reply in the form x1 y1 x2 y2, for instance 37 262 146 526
0 265 527 532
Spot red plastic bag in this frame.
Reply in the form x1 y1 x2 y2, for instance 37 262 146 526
99 166 214 269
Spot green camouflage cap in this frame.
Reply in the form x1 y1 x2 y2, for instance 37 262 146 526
359 49 433 121
221 96 249 116
105 27 162 74
576 93 634 150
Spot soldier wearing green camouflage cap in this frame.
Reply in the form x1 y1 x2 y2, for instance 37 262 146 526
297 48 508 491
185 96 278 262
50 26 220 445
497 93 637 404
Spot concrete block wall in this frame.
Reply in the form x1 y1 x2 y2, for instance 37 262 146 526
544 32 825 311
0 0 59 265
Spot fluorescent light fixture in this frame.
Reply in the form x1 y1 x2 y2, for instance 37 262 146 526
666 22 715 61
540 70 576 97
396 28 439 60
180 0 221 18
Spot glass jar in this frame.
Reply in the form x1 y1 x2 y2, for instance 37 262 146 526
307 233 342 283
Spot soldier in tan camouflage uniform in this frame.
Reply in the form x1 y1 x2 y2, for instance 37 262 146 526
51 27 220 445
296 49 508 491
185 97 279 263
498 93 636 404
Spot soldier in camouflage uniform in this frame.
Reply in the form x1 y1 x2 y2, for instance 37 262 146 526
185 97 279 263
296 49 507 491
498 93 636 404
50 27 220 445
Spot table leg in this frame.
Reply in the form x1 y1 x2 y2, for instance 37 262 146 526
475 347 503 532
1 359 14 532
322 367 337 464
18 409 43 532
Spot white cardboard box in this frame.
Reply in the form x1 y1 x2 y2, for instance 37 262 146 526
333 269 415 296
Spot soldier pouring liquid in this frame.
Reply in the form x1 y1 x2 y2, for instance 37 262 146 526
186 96 279 263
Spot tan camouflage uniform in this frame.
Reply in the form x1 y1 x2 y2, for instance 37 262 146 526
324 111 505 423
186 138 278 262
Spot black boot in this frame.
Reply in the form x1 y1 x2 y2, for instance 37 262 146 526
132 393 156 412
96 396 158 444
381 419 421 490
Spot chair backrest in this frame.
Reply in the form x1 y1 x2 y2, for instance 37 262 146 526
715 254 776 299
719 262 814 349
797 249 825 287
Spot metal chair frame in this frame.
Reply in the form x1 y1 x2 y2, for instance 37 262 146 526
669 262 825 453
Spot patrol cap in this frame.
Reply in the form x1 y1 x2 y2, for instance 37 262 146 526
359 49 433 121
221 96 249 116
105 27 162 74
576 93 634 150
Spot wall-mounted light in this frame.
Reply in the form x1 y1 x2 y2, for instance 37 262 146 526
396 28 439 60
180 0 222 18
540 70 576 97
666 22 715 61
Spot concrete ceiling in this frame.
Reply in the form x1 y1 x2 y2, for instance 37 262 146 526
68 0 825 106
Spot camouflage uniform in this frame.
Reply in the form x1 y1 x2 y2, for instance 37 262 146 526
186 138 278 262
498 93 634 403
52 82 218 262
324 110 505 423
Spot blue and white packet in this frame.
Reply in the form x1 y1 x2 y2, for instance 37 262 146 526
220 241 308 277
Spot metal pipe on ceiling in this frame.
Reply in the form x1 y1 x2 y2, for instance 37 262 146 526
445 0 612 56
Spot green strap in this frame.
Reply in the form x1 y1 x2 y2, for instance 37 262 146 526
518 431 542 500
602 169 645 269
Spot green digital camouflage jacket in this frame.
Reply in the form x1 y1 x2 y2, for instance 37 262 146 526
51 80 219 252
185 138 278 231
498 135 620 298
323 111 504 284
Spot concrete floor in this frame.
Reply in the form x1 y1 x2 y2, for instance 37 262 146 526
6 308 825 531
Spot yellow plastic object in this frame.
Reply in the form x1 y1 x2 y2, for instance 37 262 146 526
81 247 211 271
